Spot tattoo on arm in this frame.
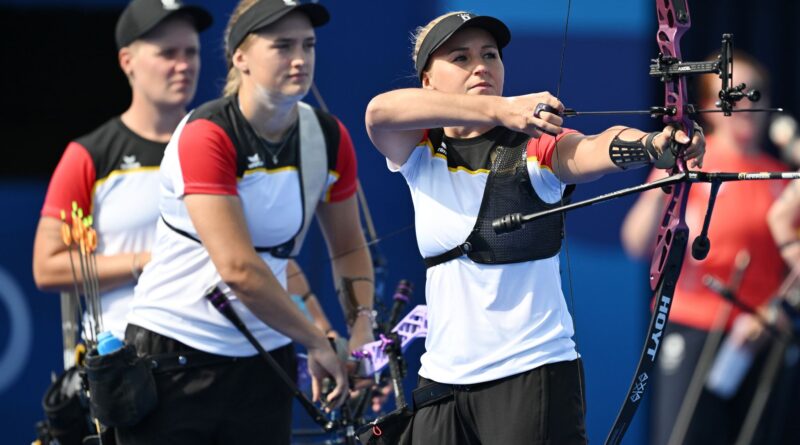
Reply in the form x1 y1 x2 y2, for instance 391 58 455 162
337 276 374 324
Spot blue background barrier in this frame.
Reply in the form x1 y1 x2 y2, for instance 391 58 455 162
1 0 794 443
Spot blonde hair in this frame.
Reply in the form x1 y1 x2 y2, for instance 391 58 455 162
222 0 260 97
411 11 470 68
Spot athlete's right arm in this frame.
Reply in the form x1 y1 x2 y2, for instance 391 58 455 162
364 89 563 166
32 217 149 292
33 142 150 292
184 194 348 408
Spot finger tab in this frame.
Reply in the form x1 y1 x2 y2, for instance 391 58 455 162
534 103 561 118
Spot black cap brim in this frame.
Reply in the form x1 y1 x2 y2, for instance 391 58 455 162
415 14 511 80
226 2 330 58
116 3 213 49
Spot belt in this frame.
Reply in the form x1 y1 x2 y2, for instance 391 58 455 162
412 373 521 409
412 381 455 409
147 350 242 374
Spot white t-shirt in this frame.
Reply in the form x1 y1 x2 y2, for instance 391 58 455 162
391 127 579 384
41 117 166 339
129 97 358 356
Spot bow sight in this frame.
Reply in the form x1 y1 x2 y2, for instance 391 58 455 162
561 34 780 119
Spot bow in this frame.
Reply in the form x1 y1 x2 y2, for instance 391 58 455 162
493 1 799 444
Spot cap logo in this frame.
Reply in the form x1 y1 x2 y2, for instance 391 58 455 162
283 0 298 5
161 0 182 10
458 13 473 22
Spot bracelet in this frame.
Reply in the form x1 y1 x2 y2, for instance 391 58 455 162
778 239 800 250
354 306 377 330
300 291 314 302
131 253 141 280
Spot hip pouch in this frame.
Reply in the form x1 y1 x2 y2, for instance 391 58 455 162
85 344 157 427
42 366 92 445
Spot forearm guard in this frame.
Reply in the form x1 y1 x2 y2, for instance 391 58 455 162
609 131 660 170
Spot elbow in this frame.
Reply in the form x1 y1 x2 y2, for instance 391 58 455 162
365 95 391 133
215 258 263 300
364 98 380 134
32 260 62 293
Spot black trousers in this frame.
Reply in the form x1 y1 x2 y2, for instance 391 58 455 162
411 359 587 445
115 324 296 445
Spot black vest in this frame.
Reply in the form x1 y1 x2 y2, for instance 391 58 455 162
423 128 573 268
162 98 335 258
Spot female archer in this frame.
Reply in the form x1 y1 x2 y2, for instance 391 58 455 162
365 11 705 444
119 1 374 443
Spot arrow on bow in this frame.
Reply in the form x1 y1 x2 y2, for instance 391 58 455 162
493 1 800 444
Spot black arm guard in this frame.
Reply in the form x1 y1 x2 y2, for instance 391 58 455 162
609 131 661 170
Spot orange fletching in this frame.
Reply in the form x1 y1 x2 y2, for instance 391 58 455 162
60 223 72 246
86 229 98 252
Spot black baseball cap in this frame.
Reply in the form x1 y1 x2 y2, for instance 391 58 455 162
415 13 511 80
226 0 330 59
115 0 213 49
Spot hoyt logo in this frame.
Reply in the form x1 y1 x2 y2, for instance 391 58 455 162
646 294 672 360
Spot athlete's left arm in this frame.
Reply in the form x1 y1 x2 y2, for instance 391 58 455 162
316 195 375 353
552 125 705 184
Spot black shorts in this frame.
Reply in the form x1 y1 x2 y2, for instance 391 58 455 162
115 324 297 445
411 359 587 445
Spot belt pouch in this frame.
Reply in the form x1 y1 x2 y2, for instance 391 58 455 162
85 343 157 427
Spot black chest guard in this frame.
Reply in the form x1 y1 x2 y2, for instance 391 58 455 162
423 129 574 268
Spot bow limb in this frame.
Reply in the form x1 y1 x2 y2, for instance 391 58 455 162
548 1 696 443
605 2 694 443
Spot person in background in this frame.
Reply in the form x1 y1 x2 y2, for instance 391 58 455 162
32 0 211 341
622 52 788 445
287 259 339 338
